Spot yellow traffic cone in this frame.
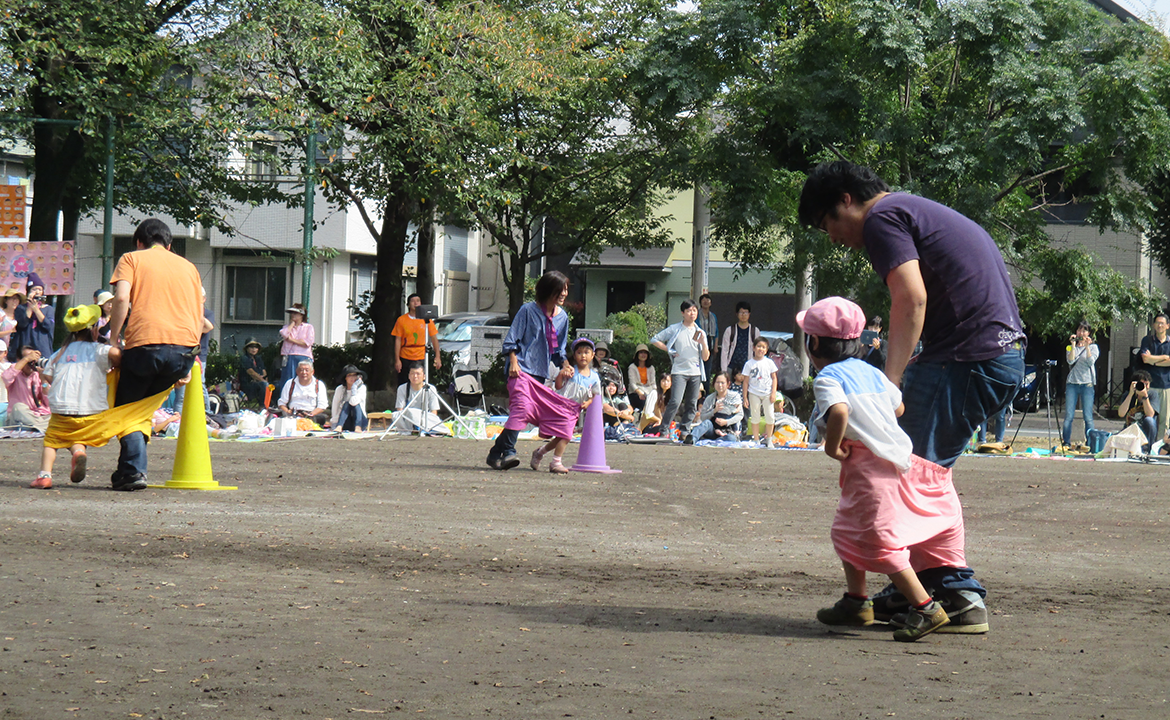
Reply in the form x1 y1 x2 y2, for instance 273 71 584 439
151 362 237 491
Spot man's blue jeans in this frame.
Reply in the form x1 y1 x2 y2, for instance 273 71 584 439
115 344 197 482
1062 383 1095 446
897 344 1025 599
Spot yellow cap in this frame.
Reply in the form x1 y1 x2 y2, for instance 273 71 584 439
64 304 102 333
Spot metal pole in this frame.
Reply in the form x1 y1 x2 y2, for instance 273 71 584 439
302 124 317 310
102 116 115 284
690 183 709 302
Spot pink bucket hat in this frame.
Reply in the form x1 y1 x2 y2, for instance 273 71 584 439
796 296 865 340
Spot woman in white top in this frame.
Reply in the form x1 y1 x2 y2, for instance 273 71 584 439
626 343 657 417
330 364 368 432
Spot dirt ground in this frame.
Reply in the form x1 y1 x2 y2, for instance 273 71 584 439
1 434 1167 720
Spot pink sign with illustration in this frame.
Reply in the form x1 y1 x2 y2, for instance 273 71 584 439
0 241 75 296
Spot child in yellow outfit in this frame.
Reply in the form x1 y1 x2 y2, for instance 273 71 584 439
32 305 121 488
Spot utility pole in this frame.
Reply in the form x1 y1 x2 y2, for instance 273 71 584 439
691 184 709 302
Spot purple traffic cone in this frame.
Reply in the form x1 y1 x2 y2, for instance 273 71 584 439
570 396 621 474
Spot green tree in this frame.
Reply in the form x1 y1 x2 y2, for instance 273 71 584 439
0 0 281 241
668 0 1170 335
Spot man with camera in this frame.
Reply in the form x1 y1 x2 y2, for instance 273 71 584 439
1118 370 1158 452
1139 313 1170 444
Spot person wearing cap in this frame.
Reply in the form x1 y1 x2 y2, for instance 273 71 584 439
626 343 657 417
93 290 115 343
799 161 1025 634
278 302 315 392
391 293 441 383
237 339 268 405
799 296 965 642
32 304 123 489
332 364 369 432
106 218 204 492
592 340 625 396
8 272 54 362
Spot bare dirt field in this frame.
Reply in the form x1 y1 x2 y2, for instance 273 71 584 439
1 435 1167 720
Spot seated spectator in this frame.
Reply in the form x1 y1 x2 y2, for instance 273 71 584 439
34 304 122 489
602 380 638 439
395 363 446 433
639 373 673 434
686 371 743 444
1119 369 1157 452
3 345 51 432
331 364 369 432
626 343 656 415
8 273 54 362
238 339 269 405
593 341 626 395
277 360 329 426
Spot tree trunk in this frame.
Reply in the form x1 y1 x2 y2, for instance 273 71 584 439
369 192 411 391
415 197 435 304
28 122 86 242
507 251 527 318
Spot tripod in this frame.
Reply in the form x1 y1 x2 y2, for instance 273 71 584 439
1005 361 1056 451
381 346 477 439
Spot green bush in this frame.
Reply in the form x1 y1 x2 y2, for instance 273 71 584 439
311 342 373 387
603 311 648 343
629 302 667 336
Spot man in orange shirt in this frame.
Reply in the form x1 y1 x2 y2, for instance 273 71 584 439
392 293 441 377
106 219 204 491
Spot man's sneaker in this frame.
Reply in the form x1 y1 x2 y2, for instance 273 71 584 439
893 601 949 642
499 454 520 470
486 453 504 470
70 451 88 484
30 472 52 489
816 593 874 627
111 474 148 492
681 434 695 446
889 591 990 634
871 584 910 622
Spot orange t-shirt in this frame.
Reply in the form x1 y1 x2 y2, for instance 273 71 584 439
391 313 437 361
109 245 203 350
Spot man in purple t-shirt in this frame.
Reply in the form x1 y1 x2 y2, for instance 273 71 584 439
799 160 1026 636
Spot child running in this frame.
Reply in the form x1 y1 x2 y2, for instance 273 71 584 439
798 296 966 642
740 336 779 447
532 337 599 474
33 304 122 489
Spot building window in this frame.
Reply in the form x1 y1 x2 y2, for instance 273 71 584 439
247 141 278 182
225 265 287 322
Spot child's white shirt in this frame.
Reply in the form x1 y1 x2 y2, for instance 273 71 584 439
812 358 913 470
46 341 113 416
742 356 778 397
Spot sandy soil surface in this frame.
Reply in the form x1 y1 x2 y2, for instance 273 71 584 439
1 435 1167 720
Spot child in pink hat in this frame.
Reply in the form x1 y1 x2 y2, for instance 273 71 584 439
798 296 966 642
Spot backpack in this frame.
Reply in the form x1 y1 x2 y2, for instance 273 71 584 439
767 349 805 399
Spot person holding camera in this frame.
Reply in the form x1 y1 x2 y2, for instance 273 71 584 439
2 345 50 432
7 273 54 362
1119 369 1158 451
1062 321 1099 450
652 299 711 443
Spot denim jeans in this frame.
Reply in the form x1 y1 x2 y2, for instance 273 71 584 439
690 417 739 442
1062 383 1095 446
662 374 703 435
1149 387 1169 445
115 344 197 482
280 354 311 390
899 345 1025 469
337 402 369 432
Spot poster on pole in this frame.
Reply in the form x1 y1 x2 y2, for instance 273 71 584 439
0 241 76 296
0 185 26 238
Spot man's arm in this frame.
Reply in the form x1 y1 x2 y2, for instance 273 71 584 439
430 322 441 369
883 260 927 387
394 334 403 372
107 280 132 346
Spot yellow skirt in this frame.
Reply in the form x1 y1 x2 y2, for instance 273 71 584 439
42 371 173 450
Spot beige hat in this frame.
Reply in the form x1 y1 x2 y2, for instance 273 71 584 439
285 303 307 316
3 287 26 303
95 291 114 305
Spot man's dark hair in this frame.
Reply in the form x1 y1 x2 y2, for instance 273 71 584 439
735 300 751 313
133 218 172 248
699 293 711 303
806 334 865 363
1133 369 1153 385
680 299 697 312
797 161 891 229
534 271 569 307
407 293 421 304
1155 312 1169 325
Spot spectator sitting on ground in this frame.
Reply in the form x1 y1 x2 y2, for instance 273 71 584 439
686 371 743 444
1119 369 1157 452
593 341 626 395
602 380 637 427
395 363 446 433
626 343 656 416
3 345 51 432
639 373 672 434
331 364 369 432
277 359 329 426
238 339 268 405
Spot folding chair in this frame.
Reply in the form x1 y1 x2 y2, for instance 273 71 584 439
453 370 487 415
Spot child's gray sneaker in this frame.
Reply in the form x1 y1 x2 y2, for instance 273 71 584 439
816 593 874 626
893 601 949 642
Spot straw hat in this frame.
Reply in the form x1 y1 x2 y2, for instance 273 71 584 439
95 291 114 306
